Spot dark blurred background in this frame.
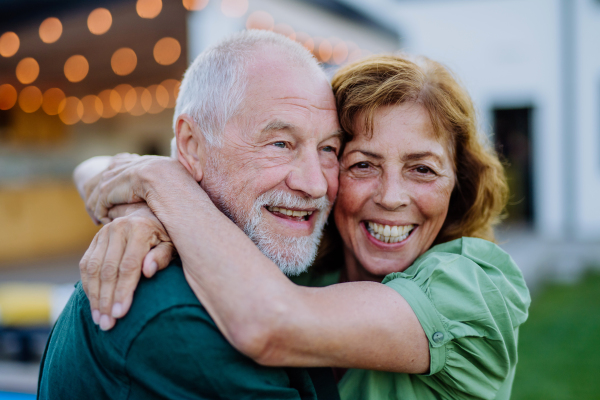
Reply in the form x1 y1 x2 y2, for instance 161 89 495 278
1 0 599 398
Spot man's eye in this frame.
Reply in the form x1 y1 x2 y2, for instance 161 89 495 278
272 142 286 149
322 146 337 154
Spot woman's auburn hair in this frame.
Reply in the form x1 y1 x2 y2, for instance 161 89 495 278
331 54 509 244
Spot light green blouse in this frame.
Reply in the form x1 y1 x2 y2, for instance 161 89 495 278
295 237 531 400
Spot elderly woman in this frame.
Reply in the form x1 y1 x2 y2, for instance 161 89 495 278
80 54 530 399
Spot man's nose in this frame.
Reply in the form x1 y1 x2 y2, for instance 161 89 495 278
374 173 410 211
285 149 328 199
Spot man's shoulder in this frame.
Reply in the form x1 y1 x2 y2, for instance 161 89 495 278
108 260 210 345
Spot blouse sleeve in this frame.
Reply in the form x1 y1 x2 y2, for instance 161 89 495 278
381 239 530 400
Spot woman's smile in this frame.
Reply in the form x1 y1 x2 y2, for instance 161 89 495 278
363 221 415 245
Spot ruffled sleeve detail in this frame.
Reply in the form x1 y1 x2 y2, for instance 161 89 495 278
381 237 531 400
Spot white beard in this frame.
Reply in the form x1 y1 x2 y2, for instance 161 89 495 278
242 190 330 276
204 158 331 276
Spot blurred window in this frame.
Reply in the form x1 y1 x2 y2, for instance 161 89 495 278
493 107 535 223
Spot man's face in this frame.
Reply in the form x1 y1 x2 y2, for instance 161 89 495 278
201 47 341 275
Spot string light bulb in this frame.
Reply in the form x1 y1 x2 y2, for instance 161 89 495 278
0 32 19 57
0 84 18 110
88 8 113 35
16 57 40 84
39 17 62 43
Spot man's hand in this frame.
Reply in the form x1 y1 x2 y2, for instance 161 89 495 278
79 204 174 330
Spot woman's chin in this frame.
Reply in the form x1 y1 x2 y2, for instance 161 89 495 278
360 257 413 278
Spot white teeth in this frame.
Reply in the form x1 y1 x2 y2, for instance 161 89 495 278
267 206 313 218
383 225 391 236
366 222 415 244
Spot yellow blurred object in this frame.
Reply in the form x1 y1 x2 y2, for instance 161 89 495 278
0 182 100 263
0 283 53 327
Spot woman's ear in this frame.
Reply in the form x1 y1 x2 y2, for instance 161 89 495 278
175 115 205 182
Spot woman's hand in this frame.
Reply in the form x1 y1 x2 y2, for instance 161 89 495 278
85 154 183 224
79 203 174 331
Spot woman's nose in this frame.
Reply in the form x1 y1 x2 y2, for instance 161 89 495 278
374 174 410 211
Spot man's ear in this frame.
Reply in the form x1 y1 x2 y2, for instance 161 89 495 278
175 115 206 182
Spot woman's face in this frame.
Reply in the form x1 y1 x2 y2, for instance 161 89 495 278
334 103 456 281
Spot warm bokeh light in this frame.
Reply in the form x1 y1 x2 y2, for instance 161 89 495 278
42 88 66 115
0 84 18 110
146 84 168 114
246 11 274 31
81 95 103 124
111 48 137 76
16 57 40 84
39 17 62 44
316 38 332 63
112 84 133 112
160 79 180 108
153 37 181 66
221 0 248 18
126 87 151 116
136 0 162 19
88 8 112 35
273 23 295 41
182 0 209 11
97 89 119 118
64 55 89 83
295 32 314 53
58 96 84 125
0 32 19 57
18 86 43 113
332 41 348 65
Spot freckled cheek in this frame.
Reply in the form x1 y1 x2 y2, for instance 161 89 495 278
336 176 374 220
413 184 453 223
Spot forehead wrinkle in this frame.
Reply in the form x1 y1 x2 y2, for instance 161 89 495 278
278 95 336 112
262 119 296 133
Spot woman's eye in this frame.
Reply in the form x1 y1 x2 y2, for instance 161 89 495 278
352 162 370 169
415 166 434 174
322 146 337 154
272 141 286 149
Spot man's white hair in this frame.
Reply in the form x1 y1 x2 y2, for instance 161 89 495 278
170 29 323 156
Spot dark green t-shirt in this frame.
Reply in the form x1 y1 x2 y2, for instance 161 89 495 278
38 262 339 400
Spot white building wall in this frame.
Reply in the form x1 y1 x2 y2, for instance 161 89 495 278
187 0 398 62
575 0 600 238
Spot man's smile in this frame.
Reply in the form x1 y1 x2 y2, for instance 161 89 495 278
266 205 314 221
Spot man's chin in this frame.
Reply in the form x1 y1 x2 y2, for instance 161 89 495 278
251 233 321 276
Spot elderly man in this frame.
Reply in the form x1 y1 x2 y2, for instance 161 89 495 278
37 30 342 400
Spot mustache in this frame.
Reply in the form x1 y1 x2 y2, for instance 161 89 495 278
253 190 331 212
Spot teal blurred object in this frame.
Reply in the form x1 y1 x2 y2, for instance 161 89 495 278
0 392 36 400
